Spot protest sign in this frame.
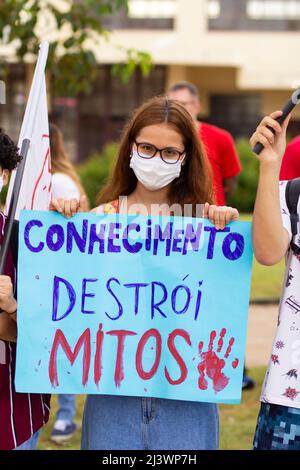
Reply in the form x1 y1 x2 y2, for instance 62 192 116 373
16 210 253 404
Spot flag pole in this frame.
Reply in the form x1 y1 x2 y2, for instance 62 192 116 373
0 138 30 274
19 41 49 142
0 41 49 277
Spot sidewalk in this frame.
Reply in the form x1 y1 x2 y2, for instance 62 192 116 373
245 303 279 368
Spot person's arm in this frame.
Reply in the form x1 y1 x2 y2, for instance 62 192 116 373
0 275 17 342
90 205 105 214
49 194 87 218
251 111 291 265
0 313 17 342
52 173 80 200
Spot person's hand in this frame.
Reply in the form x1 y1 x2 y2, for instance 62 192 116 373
0 275 17 315
49 195 87 218
203 203 239 230
250 111 291 165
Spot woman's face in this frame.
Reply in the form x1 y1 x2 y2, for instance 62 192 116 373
133 123 185 164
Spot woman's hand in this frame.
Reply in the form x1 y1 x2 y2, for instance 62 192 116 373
251 111 292 266
203 203 239 230
0 275 17 316
250 111 291 165
49 195 87 218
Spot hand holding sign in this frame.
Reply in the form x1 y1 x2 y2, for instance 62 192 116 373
203 203 239 230
49 194 88 218
50 198 240 230
0 275 17 316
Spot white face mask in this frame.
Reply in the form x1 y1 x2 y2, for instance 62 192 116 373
129 151 183 191
0 175 4 194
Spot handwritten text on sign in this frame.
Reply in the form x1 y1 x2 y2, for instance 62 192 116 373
16 211 253 404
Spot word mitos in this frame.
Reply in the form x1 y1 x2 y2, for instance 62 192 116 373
48 323 238 391
24 217 245 260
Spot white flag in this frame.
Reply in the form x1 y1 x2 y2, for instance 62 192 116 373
6 42 51 220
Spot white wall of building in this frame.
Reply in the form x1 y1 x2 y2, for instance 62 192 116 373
1 0 300 117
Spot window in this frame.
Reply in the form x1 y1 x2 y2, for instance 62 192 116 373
209 94 261 139
247 1 300 19
207 1 221 19
74 65 167 160
101 0 176 29
128 0 177 19
208 0 300 30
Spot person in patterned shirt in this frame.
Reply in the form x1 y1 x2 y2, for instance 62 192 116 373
0 130 50 450
251 111 300 450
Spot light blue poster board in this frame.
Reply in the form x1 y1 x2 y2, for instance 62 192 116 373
15 210 253 404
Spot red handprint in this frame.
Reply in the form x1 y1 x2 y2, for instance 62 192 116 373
197 328 239 393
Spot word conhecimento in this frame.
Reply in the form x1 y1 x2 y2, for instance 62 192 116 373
24 218 245 260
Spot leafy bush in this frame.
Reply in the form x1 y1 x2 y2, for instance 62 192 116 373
77 143 118 209
228 138 259 213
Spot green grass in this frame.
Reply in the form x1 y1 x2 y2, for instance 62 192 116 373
240 213 285 301
250 259 284 300
219 367 266 450
38 366 266 450
38 395 84 450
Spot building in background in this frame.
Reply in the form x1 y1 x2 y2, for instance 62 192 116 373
1 0 300 161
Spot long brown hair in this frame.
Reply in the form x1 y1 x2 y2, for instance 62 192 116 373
98 96 215 214
49 123 86 198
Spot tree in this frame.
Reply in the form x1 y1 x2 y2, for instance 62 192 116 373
0 0 152 96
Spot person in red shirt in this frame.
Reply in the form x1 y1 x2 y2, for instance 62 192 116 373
168 81 241 205
0 130 50 450
280 135 300 180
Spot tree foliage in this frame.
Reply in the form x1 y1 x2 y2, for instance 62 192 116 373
0 0 152 95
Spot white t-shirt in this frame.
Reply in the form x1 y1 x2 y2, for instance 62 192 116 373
261 180 300 408
51 173 80 200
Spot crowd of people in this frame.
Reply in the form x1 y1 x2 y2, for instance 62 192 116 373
0 80 300 450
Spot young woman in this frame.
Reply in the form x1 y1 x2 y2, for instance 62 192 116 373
250 111 300 450
0 130 50 450
49 123 88 443
51 97 239 450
